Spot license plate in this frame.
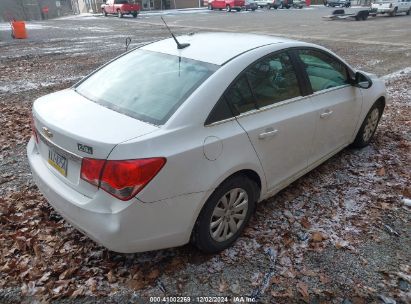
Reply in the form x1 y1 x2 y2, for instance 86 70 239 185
48 149 68 177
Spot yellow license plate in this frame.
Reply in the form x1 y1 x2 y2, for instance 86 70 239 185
48 149 67 177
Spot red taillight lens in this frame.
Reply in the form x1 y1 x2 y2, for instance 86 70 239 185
80 158 106 187
80 158 166 201
30 114 39 143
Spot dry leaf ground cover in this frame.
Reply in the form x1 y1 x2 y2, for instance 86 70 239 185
0 14 410 304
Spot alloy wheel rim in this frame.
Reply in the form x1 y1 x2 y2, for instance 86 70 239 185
210 188 248 242
363 108 379 142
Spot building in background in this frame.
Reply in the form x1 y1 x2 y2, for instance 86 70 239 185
0 0 73 21
0 0 205 21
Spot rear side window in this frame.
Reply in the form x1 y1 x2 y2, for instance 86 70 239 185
297 49 349 93
76 50 218 125
224 75 257 115
246 52 301 108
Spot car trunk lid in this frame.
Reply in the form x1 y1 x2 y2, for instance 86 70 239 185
32 89 158 198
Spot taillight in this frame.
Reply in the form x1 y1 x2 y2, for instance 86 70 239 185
30 114 39 143
80 158 166 201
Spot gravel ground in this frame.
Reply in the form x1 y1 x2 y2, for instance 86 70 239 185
0 10 410 303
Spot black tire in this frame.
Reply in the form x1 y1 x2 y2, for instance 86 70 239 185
252 8 256 11
192 175 258 253
352 102 383 148
208 4 213 10
102 9 107 16
226 4 231 11
117 10 123 18
236 8 241 11
406 8 410 15
389 7 397 16
362 14 368 20
132 12 138 18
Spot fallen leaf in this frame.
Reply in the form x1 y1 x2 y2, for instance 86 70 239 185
219 279 228 292
319 273 331 284
335 240 349 249
311 232 326 242
300 217 311 229
297 281 310 303
147 269 160 280
107 270 116 283
377 167 386 176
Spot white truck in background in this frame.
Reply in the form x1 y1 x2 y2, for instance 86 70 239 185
371 0 411 16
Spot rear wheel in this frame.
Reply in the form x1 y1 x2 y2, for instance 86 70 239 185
226 4 231 11
352 103 383 148
192 175 258 253
132 11 138 18
117 10 123 18
389 7 397 16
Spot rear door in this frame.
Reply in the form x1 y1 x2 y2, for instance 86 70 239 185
294 48 362 164
226 51 316 192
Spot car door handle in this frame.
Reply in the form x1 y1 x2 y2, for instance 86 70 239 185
258 129 278 139
320 110 333 119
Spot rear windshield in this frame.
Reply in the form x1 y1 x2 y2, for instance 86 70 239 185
75 50 218 125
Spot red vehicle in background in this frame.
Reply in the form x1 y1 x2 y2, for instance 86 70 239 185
102 0 140 18
208 0 245 11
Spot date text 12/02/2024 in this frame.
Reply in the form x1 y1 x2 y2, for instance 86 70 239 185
149 296 257 302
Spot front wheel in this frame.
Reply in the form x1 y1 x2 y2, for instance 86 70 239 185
226 4 231 11
352 103 383 148
132 11 138 18
192 175 258 253
208 4 213 9
389 7 397 16
117 10 123 18
102 9 107 16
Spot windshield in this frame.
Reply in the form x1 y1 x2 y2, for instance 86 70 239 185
76 50 218 125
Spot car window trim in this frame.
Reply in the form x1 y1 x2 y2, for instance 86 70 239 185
205 48 306 126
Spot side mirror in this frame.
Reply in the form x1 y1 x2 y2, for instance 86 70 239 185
353 71 372 89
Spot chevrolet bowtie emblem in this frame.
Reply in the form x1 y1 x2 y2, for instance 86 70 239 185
42 127 53 139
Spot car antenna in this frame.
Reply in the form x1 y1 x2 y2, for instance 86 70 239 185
160 16 190 50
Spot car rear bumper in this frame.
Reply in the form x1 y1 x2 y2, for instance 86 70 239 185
27 138 208 253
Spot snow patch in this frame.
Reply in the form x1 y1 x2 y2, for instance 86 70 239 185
382 67 411 81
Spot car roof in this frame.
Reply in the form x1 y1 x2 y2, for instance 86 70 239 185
141 32 296 65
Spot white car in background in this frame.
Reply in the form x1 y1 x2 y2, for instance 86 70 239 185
371 0 411 16
28 33 386 253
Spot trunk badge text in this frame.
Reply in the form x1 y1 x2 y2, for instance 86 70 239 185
42 127 53 139
77 143 93 155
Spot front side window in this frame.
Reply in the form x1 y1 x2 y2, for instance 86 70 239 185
246 52 301 108
76 50 218 125
297 49 349 93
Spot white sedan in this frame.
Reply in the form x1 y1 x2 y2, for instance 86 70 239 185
28 33 386 253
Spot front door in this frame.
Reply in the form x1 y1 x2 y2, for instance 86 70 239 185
295 49 362 164
225 51 316 191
